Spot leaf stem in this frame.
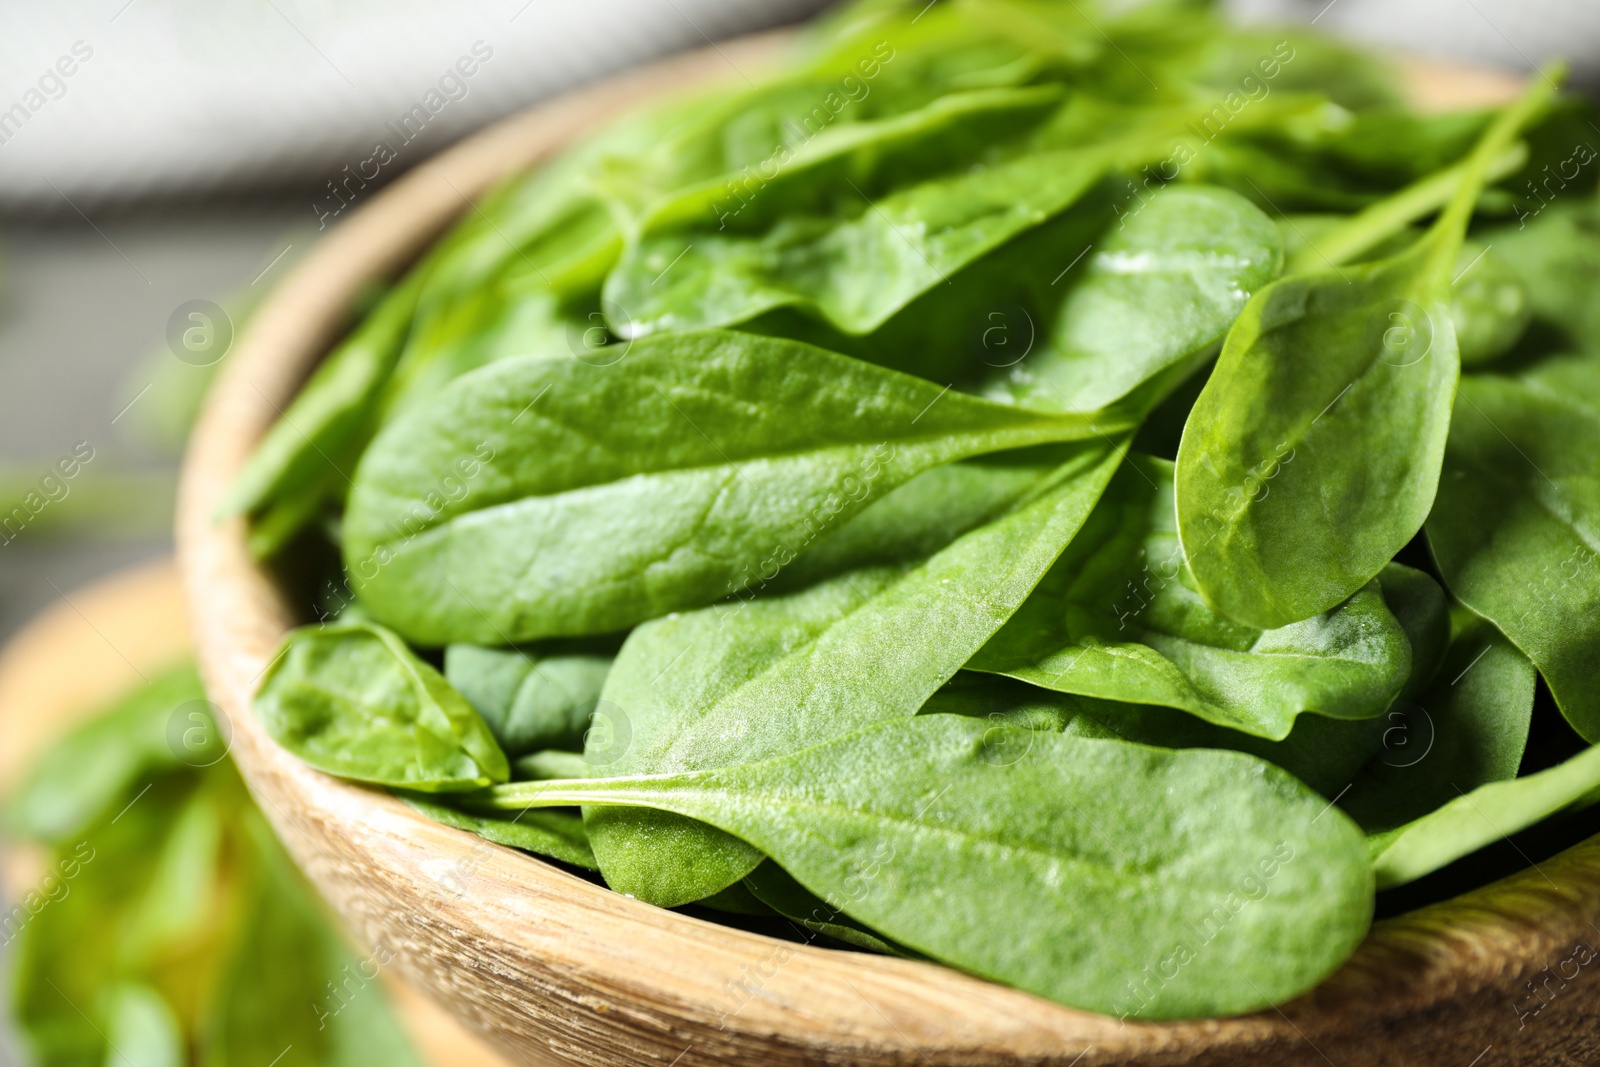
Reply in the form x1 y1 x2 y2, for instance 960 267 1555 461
480 777 645 810
1284 143 1526 273
1421 63 1566 280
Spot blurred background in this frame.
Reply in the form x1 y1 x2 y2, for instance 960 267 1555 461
0 0 1594 1064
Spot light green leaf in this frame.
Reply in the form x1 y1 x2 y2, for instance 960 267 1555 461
100 984 183 1067
8 663 208 844
1370 742 1600 891
254 620 509 791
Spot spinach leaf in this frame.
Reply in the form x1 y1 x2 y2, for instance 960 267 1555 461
1426 368 1600 741
743 862 914 956
970 455 1413 740
401 795 596 871
978 185 1282 414
1175 76 1558 627
254 620 509 791
488 714 1374 1020
1369 720 1600 892
219 265 429 530
603 95 1294 345
12 778 208 1067
605 145 1108 341
444 643 611 756
632 85 1067 235
1373 561 1451 702
1485 198 1600 354
512 749 592 781
102 983 184 1067
767 449 1062 592
1450 240 1531 366
1280 144 1526 274
7 662 210 844
1340 609 1535 837
585 440 1124 906
1370 739 1600 889
925 671 1383 798
1523 352 1600 420
343 330 1124 645
205 812 425 1067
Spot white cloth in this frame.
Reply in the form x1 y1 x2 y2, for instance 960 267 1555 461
0 0 830 210
1226 0 1600 84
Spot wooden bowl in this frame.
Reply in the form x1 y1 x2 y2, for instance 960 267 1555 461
176 31 1600 1066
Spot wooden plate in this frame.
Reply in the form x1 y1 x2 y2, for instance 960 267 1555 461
175 31 1600 1066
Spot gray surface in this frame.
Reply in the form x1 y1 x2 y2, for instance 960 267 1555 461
0 205 304 640
0 0 832 209
1226 0 1600 85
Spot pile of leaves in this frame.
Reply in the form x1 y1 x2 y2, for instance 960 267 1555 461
5 665 422 1067
226 0 1600 1021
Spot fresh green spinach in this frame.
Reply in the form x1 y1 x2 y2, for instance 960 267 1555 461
444 642 612 756
970 455 1413 739
1340 609 1535 837
255 620 509 790
1427 365 1600 741
1175 76 1558 628
487 714 1374 1020
342 330 1124 644
585 440 1123 906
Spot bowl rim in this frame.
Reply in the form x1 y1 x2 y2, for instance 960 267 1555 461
177 29 1600 1066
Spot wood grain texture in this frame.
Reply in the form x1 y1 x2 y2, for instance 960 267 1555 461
175 32 1600 1066
0 561 515 1067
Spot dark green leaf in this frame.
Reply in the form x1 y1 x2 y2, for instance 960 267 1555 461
11 778 200 1067
925 671 1382 798
743 862 914 955
1485 197 1600 354
1340 609 1535 837
444 643 612 756
401 795 596 870
204 811 424 1067
1426 368 1600 740
1373 561 1451 702
980 185 1281 413
1450 240 1531 366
